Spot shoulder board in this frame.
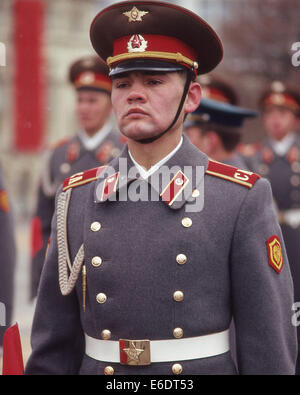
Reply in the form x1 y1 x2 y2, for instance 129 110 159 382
206 160 260 189
62 165 107 192
237 142 261 157
50 137 71 150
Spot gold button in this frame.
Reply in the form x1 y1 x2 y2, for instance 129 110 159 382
173 290 184 302
172 363 183 375
176 254 187 265
101 329 111 340
181 217 192 228
91 221 101 232
290 175 300 187
292 162 300 173
192 189 200 198
96 293 107 304
60 162 71 174
92 256 102 267
173 327 183 339
104 366 114 375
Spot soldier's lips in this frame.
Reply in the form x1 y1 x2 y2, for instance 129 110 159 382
124 108 149 119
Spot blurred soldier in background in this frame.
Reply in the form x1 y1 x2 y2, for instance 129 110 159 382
184 96 257 169
251 81 300 373
30 55 124 300
185 75 237 148
0 163 16 353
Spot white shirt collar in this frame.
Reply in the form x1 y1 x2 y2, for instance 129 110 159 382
128 137 183 179
270 132 296 156
78 121 112 151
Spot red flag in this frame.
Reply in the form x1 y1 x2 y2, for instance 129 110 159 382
2 323 24 375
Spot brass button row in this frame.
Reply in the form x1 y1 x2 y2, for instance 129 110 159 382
103 363 183 375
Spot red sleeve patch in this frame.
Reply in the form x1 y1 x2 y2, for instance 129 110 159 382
266 235 283 274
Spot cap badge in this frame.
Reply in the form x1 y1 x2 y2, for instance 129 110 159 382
266 235 283 274
271 93 285 106
123 6 148 22
127 34 148 53
79 72 95 85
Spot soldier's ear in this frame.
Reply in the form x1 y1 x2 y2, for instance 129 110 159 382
184 82 202 115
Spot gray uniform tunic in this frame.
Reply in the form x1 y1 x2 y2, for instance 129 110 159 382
25 136 297 375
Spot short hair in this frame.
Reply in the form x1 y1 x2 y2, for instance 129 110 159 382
197 122 241 152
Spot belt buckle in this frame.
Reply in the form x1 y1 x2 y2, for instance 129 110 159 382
119 339 151 366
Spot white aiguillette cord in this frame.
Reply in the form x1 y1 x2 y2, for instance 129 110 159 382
57 188 85 296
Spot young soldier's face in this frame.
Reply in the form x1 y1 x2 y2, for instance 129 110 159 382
263 107 300 141
111 71 198 142
76 90 112 136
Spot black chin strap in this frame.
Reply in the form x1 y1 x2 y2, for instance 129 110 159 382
137 72 193 145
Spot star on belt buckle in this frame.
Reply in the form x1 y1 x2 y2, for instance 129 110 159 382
119 339 151 365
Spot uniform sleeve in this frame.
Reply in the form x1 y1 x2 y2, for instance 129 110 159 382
231 177 297 374
30 181 55 300
25 188 84 375
0 174 16 345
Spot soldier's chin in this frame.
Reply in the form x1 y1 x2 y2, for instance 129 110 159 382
121 125 162 143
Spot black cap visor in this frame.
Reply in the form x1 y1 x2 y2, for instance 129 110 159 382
109 59 186 77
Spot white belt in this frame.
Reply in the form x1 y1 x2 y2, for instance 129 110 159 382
85 329 230 364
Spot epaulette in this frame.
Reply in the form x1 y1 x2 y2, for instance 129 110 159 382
206 160 260 189
62 165 107 192
50 137 71 150
237 142 261 157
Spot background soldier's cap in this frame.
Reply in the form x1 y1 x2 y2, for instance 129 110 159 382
69 55 112 93
197 75 238 105
260 80 300 115
186 97 258 129
90 1 223 77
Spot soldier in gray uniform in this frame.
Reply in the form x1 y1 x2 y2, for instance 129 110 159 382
0 164 16 351
25 1 297 375
185 97 257 169
250 81 300 373
30 55 124 299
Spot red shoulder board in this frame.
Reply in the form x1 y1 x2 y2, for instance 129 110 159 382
237 142 261 157
62 165 107 192
50 137 71 150
206 160 260 189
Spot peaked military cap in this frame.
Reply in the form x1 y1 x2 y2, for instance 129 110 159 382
260 80 300 115
90 1 223 77
197 75 238 105
188 97 258 128
69 55 112 93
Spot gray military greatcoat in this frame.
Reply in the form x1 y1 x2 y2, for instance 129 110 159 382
25 136 297 374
